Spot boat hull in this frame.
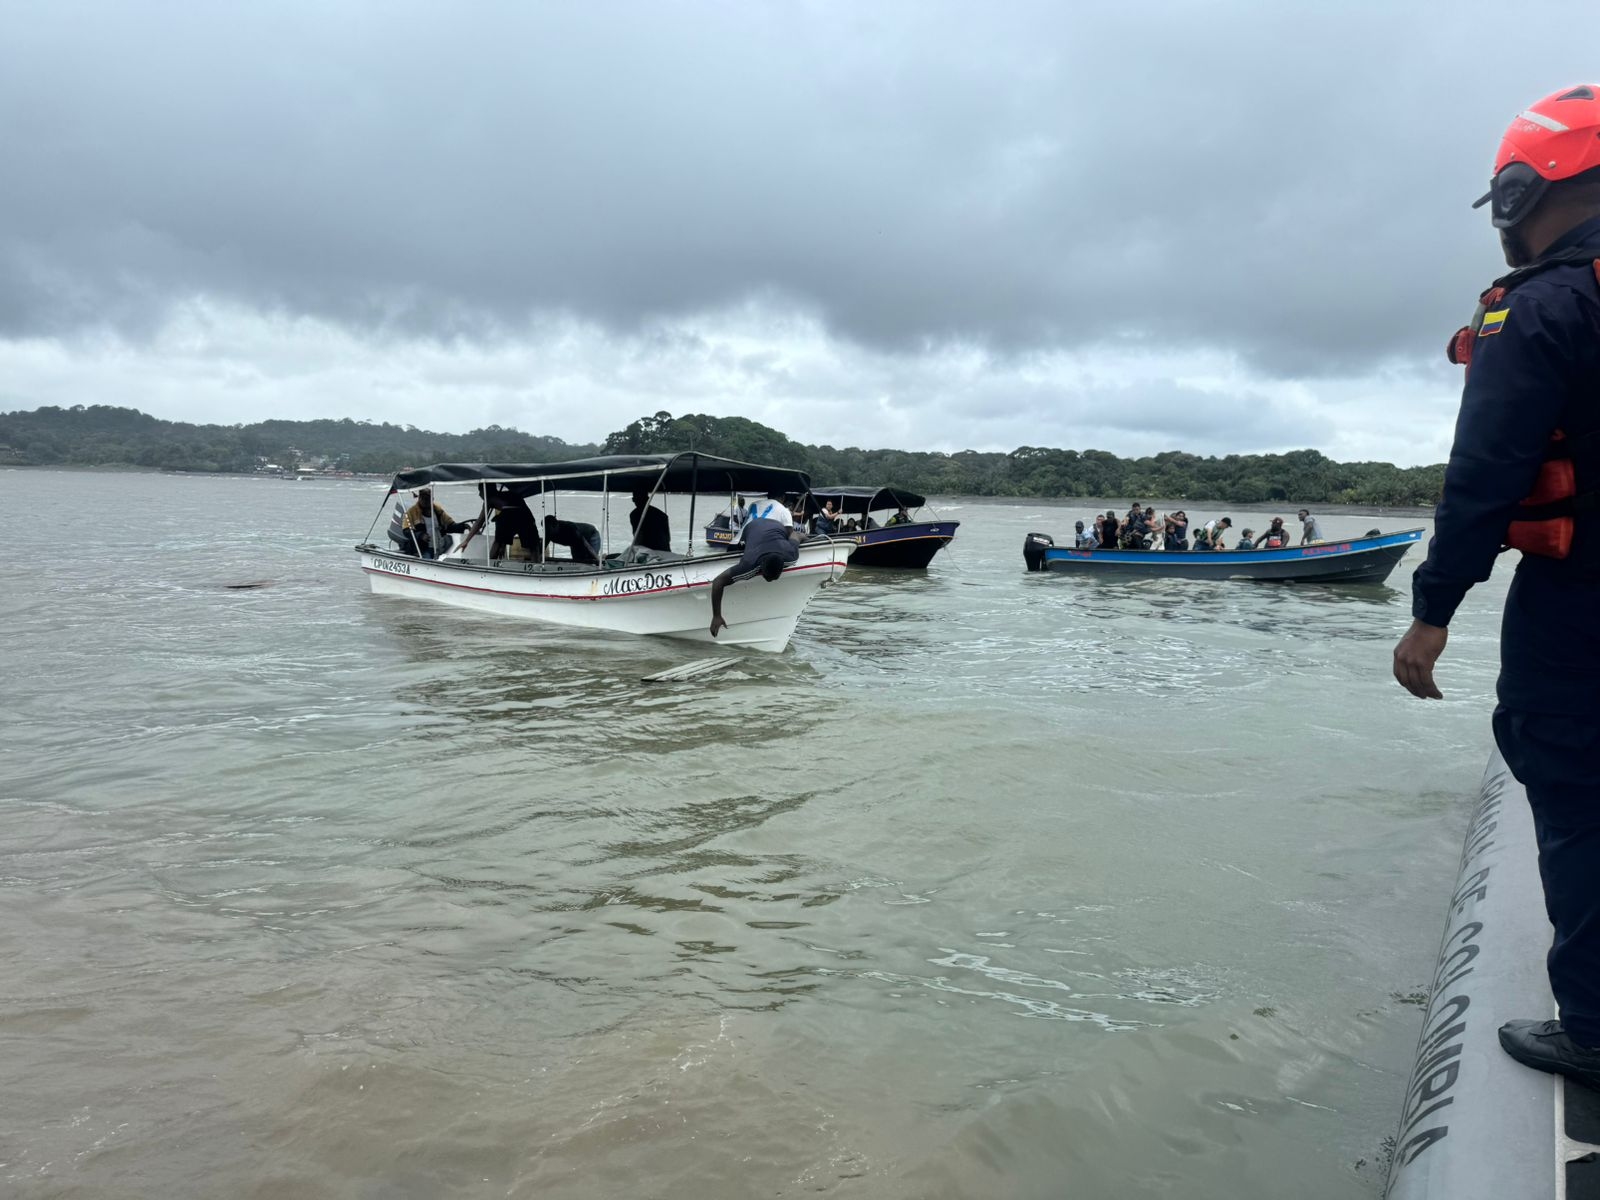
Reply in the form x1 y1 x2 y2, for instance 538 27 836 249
706 520 958 569
1028 528 1423 584
356 542 852 652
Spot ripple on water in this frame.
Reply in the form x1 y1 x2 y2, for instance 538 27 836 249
0 478 1490 1198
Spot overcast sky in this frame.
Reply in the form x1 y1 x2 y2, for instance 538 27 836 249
0 1 1592 465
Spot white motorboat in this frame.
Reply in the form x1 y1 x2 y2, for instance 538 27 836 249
355 453 853 653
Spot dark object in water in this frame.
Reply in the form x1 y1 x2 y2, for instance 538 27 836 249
222 580 273 590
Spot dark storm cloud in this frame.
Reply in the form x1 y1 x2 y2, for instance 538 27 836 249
0 0 1593 374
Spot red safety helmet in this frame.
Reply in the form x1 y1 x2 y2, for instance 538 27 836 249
1475 85 1600 228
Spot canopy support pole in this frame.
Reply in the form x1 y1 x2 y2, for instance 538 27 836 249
686 454 699 556
363 484 395 545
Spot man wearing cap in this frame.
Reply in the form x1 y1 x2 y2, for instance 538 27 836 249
1392 85 1600 1087
1194 516 1231 551
1260 516 1292 549
401 487 469 559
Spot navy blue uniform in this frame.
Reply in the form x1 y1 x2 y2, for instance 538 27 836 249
1413 215 1600 1044
730 518 798 581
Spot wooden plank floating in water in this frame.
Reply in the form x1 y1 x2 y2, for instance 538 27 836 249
641 658 742 684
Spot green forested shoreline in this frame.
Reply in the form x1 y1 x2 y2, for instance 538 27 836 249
0 404 1446 506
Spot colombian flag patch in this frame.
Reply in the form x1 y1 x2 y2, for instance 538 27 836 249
1479 307 1509 336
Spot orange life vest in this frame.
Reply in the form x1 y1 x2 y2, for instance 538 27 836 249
1446 257 1600 560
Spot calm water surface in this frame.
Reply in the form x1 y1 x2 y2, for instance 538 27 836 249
0 471 1511 1198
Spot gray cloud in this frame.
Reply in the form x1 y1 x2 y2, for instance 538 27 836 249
0 0 1591 461
4 2 1590 363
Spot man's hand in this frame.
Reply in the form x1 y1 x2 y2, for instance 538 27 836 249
1393 619 1449 700
709 615 727 638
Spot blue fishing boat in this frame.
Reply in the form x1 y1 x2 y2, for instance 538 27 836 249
707 486 960 569
1022 526 1424 584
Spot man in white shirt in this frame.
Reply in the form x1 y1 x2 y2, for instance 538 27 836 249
1197 516 1232 550
742 496 794 534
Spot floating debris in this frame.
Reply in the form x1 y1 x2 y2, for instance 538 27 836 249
642 658 741 683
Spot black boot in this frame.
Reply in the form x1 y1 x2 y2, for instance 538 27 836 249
1499 1020 1600 1089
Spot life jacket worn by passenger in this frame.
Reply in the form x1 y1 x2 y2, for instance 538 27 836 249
1446 250 1600 559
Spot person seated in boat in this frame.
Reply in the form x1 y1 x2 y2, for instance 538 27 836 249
1074 520 1097 549
1121 505 1153 548
886 506 912 526
483 485 543 561
811 501 839 536
542 515 603 565
401 487 470 559
628 486 673 554
1193 516 1231 550
1234 528 1257 551
1162 511 1189 552
1098 510 1120 549
844 518 860 533
1258 516 1292 549
708 517 805 639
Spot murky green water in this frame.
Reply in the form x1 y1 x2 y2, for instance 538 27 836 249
0 470 1509 1198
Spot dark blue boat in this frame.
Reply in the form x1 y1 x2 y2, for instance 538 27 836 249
1022 526 1424 584
706 486 960 569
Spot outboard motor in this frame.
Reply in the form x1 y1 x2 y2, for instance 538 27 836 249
1023 532 1054 572
386 500 413 552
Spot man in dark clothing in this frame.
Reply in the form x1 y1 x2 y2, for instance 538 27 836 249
1393 85 1600 1088
1098 510 1120 549
483 485 542 560
543 515 603 565
629 487 673 554
708 517 802 638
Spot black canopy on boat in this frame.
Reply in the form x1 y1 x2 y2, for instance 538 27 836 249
807 485 925 515
391 453 810 498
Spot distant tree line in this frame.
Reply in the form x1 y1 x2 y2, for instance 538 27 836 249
1 403 1445 506
603 410 1447 507
0 405 594 475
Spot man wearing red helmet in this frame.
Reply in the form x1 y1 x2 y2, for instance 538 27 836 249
1393 85 1600 1088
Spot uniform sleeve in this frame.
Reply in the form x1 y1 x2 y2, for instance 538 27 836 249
1411 287 1588 627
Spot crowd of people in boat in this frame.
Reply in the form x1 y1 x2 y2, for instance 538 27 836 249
393 483 677 563
713 496 915 537
1071 504 1326 552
